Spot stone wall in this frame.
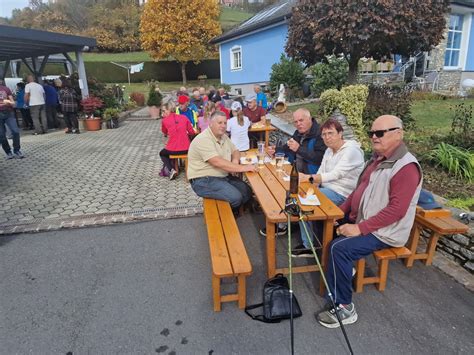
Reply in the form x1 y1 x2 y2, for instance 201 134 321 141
437 70 463 91
434 227 474 273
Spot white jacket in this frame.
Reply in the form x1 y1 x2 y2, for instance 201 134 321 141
318 140 365 198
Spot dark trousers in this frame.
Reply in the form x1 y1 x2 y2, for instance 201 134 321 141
19 108 34 129
0 110 21 154
45 104 59 128
190 175 252 209
63 111 79 131
159 148 188 171
325 234 390 305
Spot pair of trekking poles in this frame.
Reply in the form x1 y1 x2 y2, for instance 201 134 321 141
282 193 354 355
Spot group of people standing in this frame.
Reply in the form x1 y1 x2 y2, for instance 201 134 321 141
0 75 83 160
183 101 422 329
158 85 269 180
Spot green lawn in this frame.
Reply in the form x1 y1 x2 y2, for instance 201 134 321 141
220 6 254 31
410 98 474 133
287 98 474 133
115 80 222 98
82 52 153 62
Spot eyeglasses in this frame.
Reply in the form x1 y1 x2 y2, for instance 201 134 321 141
367 127 401 138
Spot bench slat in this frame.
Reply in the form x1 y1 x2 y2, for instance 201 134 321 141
203 199 234 277
390 246 411 258
216 200 252 275
415 214 468 234
374 248 397 260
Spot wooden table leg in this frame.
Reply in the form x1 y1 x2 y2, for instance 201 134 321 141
425 232 440 266
266 220 276 278
405 223 420 268
264 130 270 147
320 219 335 295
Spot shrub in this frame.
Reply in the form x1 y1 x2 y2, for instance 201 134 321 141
425 142 474 182
81 96 104 117
310 56 348 97
147 84 163 107
269 54 305 94
466 87 474 98
446 197 474 211
129 92 145 106
445 103 474 150
410 91 447 101
362 84 414 129
319 85 369 149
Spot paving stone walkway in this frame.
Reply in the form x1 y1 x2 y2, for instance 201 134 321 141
0 116 201 234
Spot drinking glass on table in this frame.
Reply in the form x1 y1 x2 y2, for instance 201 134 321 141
275 152 285 172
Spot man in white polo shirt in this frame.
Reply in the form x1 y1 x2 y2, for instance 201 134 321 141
25 75 47 135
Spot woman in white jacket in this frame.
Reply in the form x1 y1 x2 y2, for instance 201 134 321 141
292 118 365 257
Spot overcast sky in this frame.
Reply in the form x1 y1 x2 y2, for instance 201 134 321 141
0 0 30 18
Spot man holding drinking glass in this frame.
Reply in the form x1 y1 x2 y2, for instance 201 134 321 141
261 108 326 236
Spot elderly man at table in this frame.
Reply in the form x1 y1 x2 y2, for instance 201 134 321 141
187 111 257 212
315 115 422 329
260 108 326 237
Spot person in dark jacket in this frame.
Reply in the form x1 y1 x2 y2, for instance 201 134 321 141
269 108 326 174
43 81 59 129
261 108 327 237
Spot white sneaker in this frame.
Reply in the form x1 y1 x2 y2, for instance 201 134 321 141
169 169 177 180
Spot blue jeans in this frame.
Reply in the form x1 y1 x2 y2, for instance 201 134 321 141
325 234 390 305
300 187 346 248
191 175 252 209
0 110 20 155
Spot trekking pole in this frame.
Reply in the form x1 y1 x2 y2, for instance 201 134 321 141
299 215 354 355
286 212 295 355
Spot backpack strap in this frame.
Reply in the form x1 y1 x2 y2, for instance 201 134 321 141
244 303 282 323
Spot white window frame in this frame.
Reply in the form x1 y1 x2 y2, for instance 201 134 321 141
230 45 242 71
443 12 471 71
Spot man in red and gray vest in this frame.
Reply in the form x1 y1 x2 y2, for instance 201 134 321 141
316 114 422 329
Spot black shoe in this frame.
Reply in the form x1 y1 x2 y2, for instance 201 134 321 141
259 224 288 237
291 244 313 258
65 130 73 134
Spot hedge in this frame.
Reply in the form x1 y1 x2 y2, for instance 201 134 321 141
12 60 220 83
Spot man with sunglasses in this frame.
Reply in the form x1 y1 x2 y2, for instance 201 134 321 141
316 115 422 329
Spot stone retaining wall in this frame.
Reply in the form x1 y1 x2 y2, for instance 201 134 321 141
435 227 474 273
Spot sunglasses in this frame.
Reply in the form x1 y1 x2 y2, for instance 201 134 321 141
367 127 401 138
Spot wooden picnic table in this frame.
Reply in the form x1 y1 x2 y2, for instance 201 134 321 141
249 123 277 147
244 161 344 294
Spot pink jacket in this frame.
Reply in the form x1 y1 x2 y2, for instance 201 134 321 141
162 113 195 151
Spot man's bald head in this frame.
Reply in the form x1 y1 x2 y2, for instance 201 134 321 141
293 108 313 134
370 115 404 156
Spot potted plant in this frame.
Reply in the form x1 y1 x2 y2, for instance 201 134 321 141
81 96 104 131
103 108 121 129
147 84 163 119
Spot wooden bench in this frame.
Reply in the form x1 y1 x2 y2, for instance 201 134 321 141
203 198 252 311
355 246 412 293
169 154 188 177
405 212 469 267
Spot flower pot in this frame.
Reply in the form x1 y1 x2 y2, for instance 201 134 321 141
84 118 102 131
148 105 161 120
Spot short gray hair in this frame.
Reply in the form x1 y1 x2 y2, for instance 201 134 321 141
210 111 227 121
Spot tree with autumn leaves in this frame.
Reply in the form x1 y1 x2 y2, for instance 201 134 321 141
286 0 451 83
140 0 221 84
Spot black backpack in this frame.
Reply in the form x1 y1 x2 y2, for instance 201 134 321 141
245 274 302 323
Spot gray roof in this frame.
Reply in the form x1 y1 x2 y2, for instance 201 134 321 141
0 25 96 61
211 0 471 45
211 0 294 44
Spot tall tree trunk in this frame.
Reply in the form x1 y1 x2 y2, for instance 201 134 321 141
180 61 187 85
347 55 360 84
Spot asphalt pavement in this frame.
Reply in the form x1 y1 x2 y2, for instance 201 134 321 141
1 214 473 354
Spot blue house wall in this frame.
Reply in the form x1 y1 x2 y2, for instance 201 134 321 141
219 23 288 85
466 12 474 71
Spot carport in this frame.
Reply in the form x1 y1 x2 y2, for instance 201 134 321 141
0 24 96 97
